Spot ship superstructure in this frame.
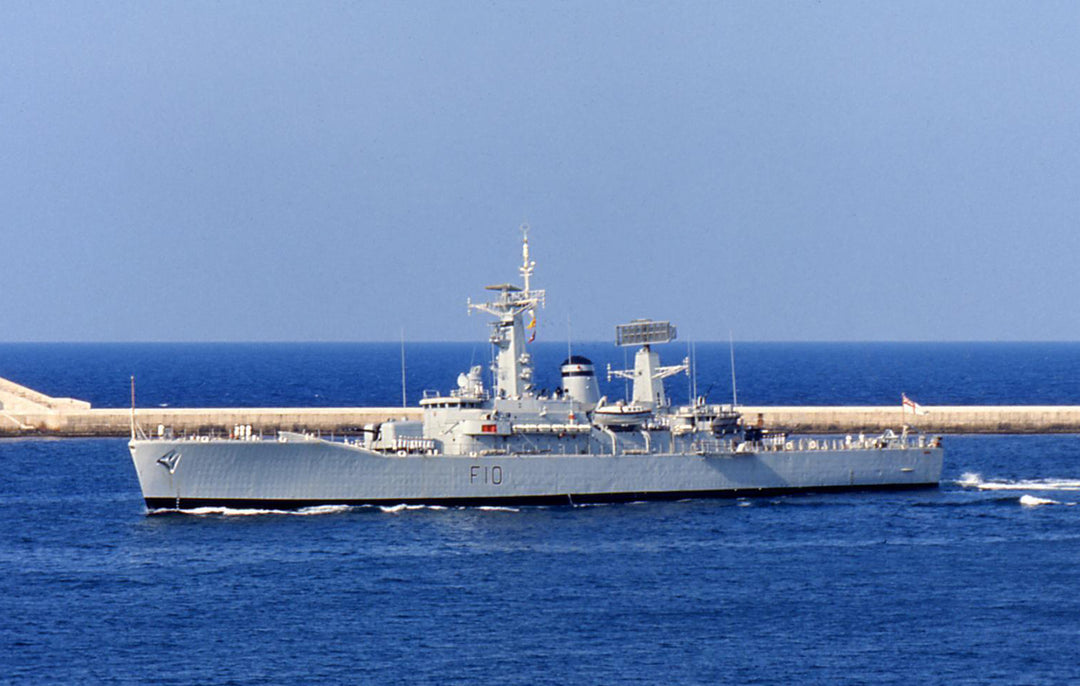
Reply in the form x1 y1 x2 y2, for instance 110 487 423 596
128 228 943 510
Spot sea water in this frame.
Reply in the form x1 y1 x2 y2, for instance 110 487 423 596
1 343 1079 684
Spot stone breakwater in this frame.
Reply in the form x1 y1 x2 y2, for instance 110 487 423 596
738 406 1080 434
3 406 421 438
4 376 1080 436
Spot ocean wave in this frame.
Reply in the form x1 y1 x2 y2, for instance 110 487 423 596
477 506 520 512
1019 494 1059 507
911 495 1024 508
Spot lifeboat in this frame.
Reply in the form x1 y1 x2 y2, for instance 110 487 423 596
592 401 651 429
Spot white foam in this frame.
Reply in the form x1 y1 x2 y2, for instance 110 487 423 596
477 506 520 512
1020 494 1059 507
956 473 1080 492
294 505 353 516
377 503 449 513
152 504 353 516
956 472 982 488
184 507 285 516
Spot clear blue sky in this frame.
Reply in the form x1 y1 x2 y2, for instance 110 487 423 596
2 1 1078 342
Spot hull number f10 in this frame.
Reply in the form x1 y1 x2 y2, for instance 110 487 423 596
470 465 503 485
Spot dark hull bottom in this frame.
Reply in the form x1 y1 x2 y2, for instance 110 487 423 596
145 482 939 512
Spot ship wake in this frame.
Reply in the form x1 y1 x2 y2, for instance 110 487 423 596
957 473 1079 507
1019 494 1062 507
957 472 1080 492
148 503 522 516
378 504 448 513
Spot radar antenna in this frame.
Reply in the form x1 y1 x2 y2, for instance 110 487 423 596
607 319 689 409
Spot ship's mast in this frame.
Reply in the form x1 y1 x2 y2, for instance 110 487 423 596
467 225 546 400
607 319 688 409
520 225 534 293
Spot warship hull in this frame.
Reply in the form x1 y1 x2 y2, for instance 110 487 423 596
125 231 945 511
130 438 944 510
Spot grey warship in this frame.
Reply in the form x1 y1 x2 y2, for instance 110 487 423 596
128 230 943 510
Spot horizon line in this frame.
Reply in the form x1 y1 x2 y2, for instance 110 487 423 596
2 339 1079 345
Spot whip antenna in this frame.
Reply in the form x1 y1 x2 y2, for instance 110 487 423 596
400 329 407 408
567 314 572 361
129 375 136 440
729 332 738 407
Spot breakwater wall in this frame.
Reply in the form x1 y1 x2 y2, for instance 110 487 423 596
739 406 1080 434
4 405 1080 437
4 372 1080 437
0 407 421 438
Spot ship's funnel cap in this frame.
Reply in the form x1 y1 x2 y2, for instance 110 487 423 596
560 356 595 375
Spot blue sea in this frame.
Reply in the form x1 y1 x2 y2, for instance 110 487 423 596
2 343 1080 684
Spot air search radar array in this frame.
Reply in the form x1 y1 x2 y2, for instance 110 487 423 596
615 319 677 347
